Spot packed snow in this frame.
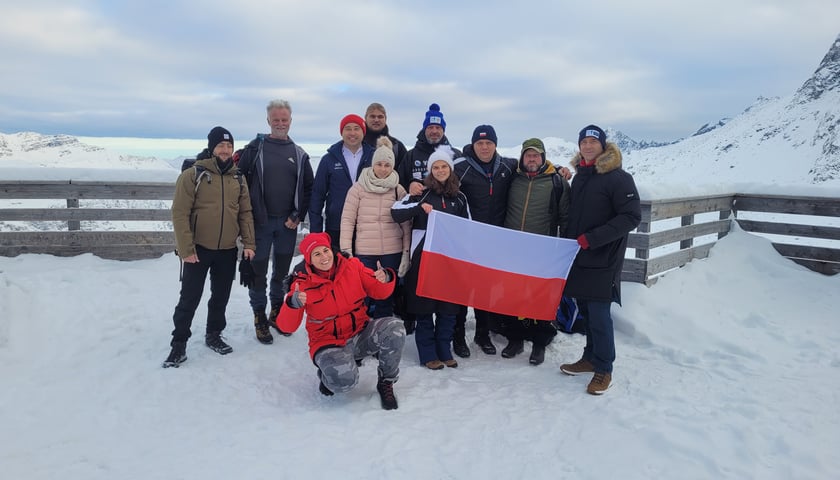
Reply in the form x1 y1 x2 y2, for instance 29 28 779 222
1 214 839 479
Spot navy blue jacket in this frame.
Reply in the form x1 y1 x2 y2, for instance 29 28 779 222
454 144 517 226
309 141 374 233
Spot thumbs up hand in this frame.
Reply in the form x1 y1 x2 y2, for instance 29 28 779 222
293 282 307 306
374 260 389 283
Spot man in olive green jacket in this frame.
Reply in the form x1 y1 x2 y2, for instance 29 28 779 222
500 137 570 365
164 126 256 368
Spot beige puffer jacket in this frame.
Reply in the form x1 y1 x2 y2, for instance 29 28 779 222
340 182 410 256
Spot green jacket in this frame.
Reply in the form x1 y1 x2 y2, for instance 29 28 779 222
504 161 569 237
172 157 256 258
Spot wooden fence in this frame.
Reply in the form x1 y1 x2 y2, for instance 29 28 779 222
2 181 839 283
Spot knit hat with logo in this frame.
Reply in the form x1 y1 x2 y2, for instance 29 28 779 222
578 124 607 151
422 103 446 131
207 126 234 153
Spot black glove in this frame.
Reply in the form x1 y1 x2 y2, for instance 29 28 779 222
239 258 255 288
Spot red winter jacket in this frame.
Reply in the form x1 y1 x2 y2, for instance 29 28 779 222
276 254 396 359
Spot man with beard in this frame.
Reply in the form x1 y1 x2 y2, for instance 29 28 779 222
500 138 570 365
404 103 462 195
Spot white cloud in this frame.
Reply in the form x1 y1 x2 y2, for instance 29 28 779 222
0 1 837 144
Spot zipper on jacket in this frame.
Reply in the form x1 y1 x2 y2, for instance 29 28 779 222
217 171 226 249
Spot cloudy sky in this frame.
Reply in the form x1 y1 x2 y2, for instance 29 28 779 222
2 1 839 147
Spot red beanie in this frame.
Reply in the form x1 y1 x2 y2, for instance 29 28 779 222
340 114 366 135
299 232 332 262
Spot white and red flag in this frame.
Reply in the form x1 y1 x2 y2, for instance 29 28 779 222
417 211 579 320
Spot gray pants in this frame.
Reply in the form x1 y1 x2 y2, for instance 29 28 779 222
314 316 405 394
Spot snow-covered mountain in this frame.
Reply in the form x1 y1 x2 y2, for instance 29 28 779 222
623 34 840 193
0 131 178 182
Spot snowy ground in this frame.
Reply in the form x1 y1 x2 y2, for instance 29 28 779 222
1 225 838 479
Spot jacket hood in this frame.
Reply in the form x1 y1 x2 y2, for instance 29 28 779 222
569 142 622 174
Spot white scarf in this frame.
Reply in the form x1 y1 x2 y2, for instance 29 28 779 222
357 166 399 194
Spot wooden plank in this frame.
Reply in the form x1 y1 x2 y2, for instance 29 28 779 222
772 243 840 263
621 258 647 283
0 182 175 200
680 215 694 249
643 195 734 222
0 208 172 222
646 243 715 277
0 231 175 247
646 219 731 248
0 244 174 260
733 194 840 216
735 219 840 241
788 258 840 275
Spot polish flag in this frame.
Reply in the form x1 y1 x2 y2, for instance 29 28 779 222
417 211 580 320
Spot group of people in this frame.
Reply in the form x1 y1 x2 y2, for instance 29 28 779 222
163 99 641 409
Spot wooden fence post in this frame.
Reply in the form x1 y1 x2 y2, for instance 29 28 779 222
67 198 80 231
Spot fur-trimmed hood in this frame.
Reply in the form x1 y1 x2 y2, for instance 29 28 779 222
569 142 622 174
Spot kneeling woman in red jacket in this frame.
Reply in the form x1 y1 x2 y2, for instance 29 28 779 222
276 232 405 410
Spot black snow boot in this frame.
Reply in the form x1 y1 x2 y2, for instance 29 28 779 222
529 344 546 365
377 377 398 410
453 336 471 358
501 339 524 358
162 341 187 368
205 332 233 355
319 380 334 396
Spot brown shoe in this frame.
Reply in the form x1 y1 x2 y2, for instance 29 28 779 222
587 372 612 395
560 357 595 376
443 359 458 368
424 360 445 370
254 311 274 345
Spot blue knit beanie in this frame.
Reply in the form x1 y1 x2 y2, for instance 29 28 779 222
578 124 607 151
422 103 446 131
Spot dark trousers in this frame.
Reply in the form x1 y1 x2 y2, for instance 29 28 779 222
414 313 456 363
171 246 237 344
579 300 615 373
326 228 342 253
454 306 503 341
357 252 401 318
249 216 295 312
501 317 557 347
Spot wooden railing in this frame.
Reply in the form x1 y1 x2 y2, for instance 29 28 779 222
2 181 839 282
0 181 176 260
624 193 840 284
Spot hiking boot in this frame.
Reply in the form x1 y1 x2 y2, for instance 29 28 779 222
501 339 524 358
587 372 612 395
474 336 497 355
319 379 334 396
529 345 546 366
424 360 445 370
205 332 233 355
443 359 458 368
269 305 292 336
560 357 595 376
162 341 187 368
453 337 471 358
254 311 274 345
376 377 398 410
